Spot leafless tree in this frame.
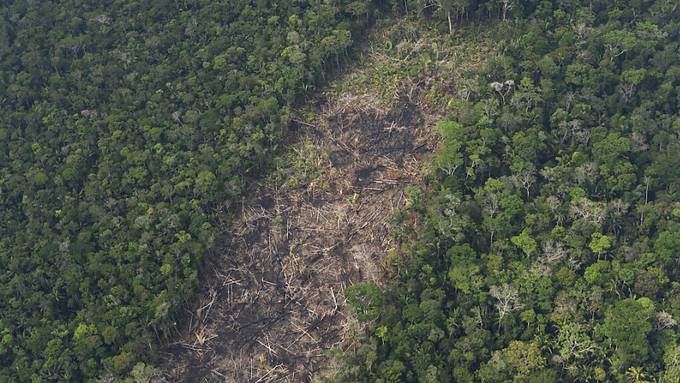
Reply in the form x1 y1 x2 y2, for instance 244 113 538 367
490 283 523 329
656 311 678 330
569 197 606 226
558 119 591 146
574 162 598 187
631 132 649 152
619 81 636 103
606 199 630 218
480 187 500 246
500 0 513 20
93 14 112 25
542 240 568 265
511 167 536 198
572 22 593 46
490 79 514 105
534 239 569 275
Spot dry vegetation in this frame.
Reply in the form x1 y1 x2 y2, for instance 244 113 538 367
156 20 494 383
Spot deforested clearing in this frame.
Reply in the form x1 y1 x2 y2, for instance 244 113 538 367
158 22 493 382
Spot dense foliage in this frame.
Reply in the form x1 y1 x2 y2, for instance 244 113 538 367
341 1 680 382
0 0 376 380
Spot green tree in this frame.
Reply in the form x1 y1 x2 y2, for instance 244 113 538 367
602 298 655 371
589 232 612 259
511 228 537 257
345 283 384 322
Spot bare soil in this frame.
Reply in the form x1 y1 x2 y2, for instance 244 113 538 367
156 73 444 382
